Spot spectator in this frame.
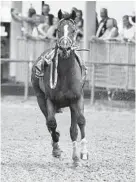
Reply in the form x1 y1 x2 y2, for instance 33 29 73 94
41 4 54 26
11 8 43 35
11 8 40 25
26 5 37 35
36 16 50 37
46 17 58 40
11 8 51 40
28 4 36 18
91 18 118 42
24 17 50 41
75 10 83 29
37 17 58 40
96 8 109 37
99 18 118 40
75 10 84 41
119 15 135 42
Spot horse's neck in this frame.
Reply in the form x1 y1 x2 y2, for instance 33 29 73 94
58 52 77 72
57 52 82 82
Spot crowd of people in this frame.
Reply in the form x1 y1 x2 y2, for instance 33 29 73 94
11 4 136 43
11 4 84 42
93 8 135 43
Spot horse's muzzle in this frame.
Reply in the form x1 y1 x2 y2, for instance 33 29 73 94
58 48 71 58
58 37 72 49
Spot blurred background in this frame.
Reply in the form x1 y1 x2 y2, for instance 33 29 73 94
1 1 135 102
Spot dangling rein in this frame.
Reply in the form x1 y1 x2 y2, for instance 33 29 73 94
49 47 89 89
49 50 59 89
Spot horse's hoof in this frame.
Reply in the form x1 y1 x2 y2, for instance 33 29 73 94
80 152 89 160
52 148 61 158
73 157 82 167
52 142 61 158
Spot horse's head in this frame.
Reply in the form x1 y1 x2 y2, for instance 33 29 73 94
56 9 77 58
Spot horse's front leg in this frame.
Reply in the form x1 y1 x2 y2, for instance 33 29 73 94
69 106 80 165
32 77 61 157
70 96 88 163
77 96 89 160
46 99 61 158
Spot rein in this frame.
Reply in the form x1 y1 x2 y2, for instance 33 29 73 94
50 50 59 89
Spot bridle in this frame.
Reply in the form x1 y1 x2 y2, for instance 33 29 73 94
56 18 77 50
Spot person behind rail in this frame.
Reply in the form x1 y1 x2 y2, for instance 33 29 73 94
91 18 118 42
96 8 109 38
11 8 51 41
25 16 50 41
11 8 45 36
75 10 84 41
119 15 135 42
99 18 118 40
37 17 59 41
41 4 54 26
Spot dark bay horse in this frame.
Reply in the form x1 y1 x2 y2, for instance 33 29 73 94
31 10 88 165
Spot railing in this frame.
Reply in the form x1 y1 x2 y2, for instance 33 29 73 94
88 41 135 92
86 62 135 104
1 59 32 100
1 39 135 103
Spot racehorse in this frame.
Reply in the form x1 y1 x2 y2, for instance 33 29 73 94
31 9 88 165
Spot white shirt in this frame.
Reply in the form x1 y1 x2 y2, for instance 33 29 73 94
32 27 39 37
120 26 135 40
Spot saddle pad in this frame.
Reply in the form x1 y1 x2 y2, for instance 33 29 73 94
35 48 55 78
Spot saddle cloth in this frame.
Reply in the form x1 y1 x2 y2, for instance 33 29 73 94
35 48 55 78
34 48 87 85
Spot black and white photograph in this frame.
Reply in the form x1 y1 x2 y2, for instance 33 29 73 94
1 0 135 181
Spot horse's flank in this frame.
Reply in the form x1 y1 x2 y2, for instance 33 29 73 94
39 51 82 108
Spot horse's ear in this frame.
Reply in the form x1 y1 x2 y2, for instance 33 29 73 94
58 9 62 20
71 10 76 20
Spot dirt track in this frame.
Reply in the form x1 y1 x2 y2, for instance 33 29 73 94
1 96 135 182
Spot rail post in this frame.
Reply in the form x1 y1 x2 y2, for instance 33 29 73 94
125 42 129 91
24 61 29 100
107 41 111 90
90 63 95 105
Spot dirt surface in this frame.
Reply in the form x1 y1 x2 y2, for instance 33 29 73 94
1 96 135 182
